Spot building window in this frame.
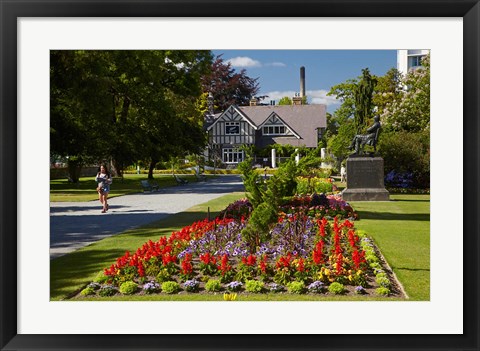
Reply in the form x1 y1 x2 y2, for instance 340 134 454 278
263 125 286 135
223 148 244 164
408 55 423 68
225 122 240 135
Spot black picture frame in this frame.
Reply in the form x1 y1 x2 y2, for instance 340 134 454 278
1 1 478 350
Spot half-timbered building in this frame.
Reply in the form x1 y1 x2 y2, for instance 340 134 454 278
205 103 327 165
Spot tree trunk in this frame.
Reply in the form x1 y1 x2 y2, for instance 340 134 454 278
67 158 82 183
110 159 123 178
148 159 157 180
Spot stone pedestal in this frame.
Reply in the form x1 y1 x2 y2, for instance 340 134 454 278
341 156 389 201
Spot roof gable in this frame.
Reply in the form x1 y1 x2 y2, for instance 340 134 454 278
258 112 301 139
206 105 257 131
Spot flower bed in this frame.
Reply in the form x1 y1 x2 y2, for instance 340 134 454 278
78 198 401 299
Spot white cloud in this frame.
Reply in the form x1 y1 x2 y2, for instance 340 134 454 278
226 56 261 68
266 62 287 67
262 89 341 107
226 57 286 68
307 90 341 106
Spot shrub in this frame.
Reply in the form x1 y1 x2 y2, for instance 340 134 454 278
205 279 222 292
161 281 180 294
376 287 390 296
182 279 200 293
93 271 109 284
98 285 117 297
378 131 430 189
376 276 391 288
80 287 95 296
296 177 333 195
119 281 138 295
328 282 345 295
156 268 172 282
286 281 306 294
245 280 265 293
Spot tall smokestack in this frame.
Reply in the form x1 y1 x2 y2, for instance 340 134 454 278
300 66 305 98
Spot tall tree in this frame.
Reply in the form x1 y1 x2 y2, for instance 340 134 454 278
201 54 260 112
353 68 377 133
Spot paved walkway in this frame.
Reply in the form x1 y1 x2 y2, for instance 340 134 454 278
50 175 244 259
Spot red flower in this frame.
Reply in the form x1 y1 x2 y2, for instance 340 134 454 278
218 254 232 275
296 258 305 272
181 253 193 275
242 254 257 266
312 240 324 264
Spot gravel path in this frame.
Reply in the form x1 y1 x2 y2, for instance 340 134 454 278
50 175 244 259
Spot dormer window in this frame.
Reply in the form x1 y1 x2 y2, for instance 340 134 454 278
225 122 240 135
263 125 286 135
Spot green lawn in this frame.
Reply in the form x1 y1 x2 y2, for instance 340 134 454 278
51 192 430 302
350 194 430 300
50 174 205 202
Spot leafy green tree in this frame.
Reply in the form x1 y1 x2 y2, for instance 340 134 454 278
327 119 356 161
354 68 377 133
278 96 292 105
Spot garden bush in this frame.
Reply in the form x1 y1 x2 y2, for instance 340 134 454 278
286 281 306 294
161 281 180 294
296 176 333 195
378 131 429 189
119 281 138 295
328 282 345 295
376 287 390 296
205 279 222 292
80 287 95 296
245 280 264 293
98 285 116 297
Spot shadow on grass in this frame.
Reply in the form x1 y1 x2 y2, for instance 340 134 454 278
357 211 430 221
390 198 430 203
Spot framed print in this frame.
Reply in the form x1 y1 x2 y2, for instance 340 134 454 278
1 0 479 350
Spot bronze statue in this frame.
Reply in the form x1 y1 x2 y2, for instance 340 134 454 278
348 115 381 155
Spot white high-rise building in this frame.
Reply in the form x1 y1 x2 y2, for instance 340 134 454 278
397 50 430 76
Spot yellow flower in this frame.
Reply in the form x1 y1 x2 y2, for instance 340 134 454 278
223 293 237 301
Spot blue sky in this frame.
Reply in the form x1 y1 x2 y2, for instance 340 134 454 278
212 50 397 113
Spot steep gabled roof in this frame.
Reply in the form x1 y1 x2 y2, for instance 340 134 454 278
257 111 301 139
206 105 258 131
238 104 327 147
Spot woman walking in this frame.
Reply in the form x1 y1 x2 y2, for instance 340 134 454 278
95 164 112 213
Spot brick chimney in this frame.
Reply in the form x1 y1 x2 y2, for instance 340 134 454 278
249 97 258 106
